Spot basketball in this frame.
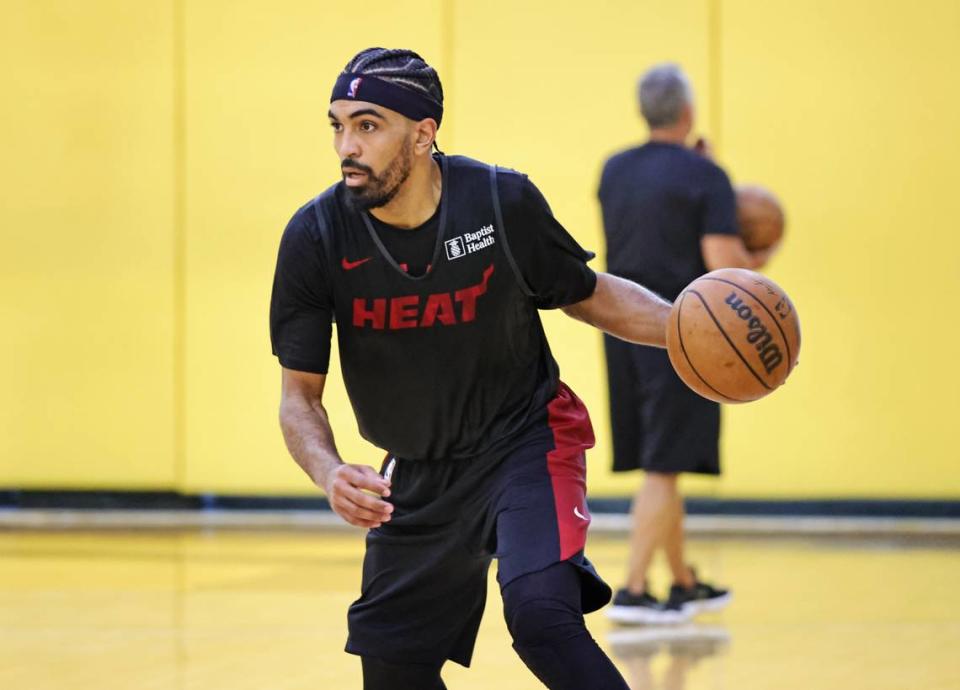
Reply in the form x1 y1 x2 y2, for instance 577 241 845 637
666 268 801 403
736 184 785 251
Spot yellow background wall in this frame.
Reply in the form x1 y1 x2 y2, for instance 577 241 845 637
1 1 177 489
2 0 958 498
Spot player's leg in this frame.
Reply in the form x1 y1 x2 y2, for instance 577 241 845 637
501 561 629 690
361 656 446 690
346 457 493 682
491 382 627 688
625 471 679 593
611 346 720 624
637 357 730 617
663 491 732 616
350 524 490 685
604 341 681 622
607 473 689 624
660 487 695 588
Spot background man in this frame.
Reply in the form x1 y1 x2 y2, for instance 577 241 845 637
599 63 776 625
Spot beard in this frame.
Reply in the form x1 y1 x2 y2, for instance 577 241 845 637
342 141 413 211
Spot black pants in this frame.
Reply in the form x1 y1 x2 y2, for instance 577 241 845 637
346 383 610 667
604 334 721 475
361 562 629 690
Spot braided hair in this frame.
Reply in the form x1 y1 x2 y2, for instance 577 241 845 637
342 48 444 109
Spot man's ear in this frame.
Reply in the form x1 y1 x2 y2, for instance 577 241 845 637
413 118 438 154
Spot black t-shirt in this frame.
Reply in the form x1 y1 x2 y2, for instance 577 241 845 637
598 142 738 301
271 161 596 375
270 155 596 459
367 178 589 288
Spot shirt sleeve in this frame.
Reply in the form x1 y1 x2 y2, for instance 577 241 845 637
269 206 334 374
498 172 598 309
700 163 739 237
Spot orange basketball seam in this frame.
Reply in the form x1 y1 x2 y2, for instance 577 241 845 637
698 276 795 374
676 292 747 403
687 289 772 392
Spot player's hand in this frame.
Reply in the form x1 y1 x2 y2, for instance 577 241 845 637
323 463 393 529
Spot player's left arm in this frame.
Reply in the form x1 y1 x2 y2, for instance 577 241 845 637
562 273 671 348
499 172 671 346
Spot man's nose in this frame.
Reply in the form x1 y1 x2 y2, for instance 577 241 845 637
337 131 361 161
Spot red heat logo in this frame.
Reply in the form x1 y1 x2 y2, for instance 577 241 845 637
352 265 495 330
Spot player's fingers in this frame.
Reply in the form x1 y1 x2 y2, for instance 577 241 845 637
330 495 390 528
336 510 383 529
348 465 392 496
335 496 390 523
330 476 393 516
335 509 382 529
342 485 394 516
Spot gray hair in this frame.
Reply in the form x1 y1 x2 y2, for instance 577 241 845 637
637 64 692 128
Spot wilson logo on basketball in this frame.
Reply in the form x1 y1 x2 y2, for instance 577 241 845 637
725 292 783 374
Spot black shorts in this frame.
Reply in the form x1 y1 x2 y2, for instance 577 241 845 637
604 335 721 475
345 382 611 667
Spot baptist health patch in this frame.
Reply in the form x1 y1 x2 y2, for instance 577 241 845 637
445 224 496 261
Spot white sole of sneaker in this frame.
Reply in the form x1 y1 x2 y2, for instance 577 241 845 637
683 592 733 616
606 605 691 625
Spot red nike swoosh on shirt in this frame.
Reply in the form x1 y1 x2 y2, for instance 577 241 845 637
341 256 372 270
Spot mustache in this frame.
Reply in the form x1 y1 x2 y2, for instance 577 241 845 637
341 159 374 175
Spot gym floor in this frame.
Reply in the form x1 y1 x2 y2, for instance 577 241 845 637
1 529 957 690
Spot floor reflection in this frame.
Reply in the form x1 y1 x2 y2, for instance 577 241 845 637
608 624 730 690
3 531 959 690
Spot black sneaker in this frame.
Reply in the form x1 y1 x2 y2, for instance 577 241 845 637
606 588 690 625
666 579 732 617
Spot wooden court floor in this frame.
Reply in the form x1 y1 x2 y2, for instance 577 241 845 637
1 529 957 690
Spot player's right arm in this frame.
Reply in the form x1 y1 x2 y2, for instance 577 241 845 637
697 159 777 271
279 367 393 529
271 205 391 529
701 234 777 271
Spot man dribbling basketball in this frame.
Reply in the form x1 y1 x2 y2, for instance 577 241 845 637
270 47 684 689
599 64 778 625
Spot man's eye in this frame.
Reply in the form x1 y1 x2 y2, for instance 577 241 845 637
330 122 342 132
360 121 377 132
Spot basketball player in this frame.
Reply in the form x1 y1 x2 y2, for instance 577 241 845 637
270 48 674 689
599 64 776 625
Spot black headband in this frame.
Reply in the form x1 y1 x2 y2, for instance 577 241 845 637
331 73 443 127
